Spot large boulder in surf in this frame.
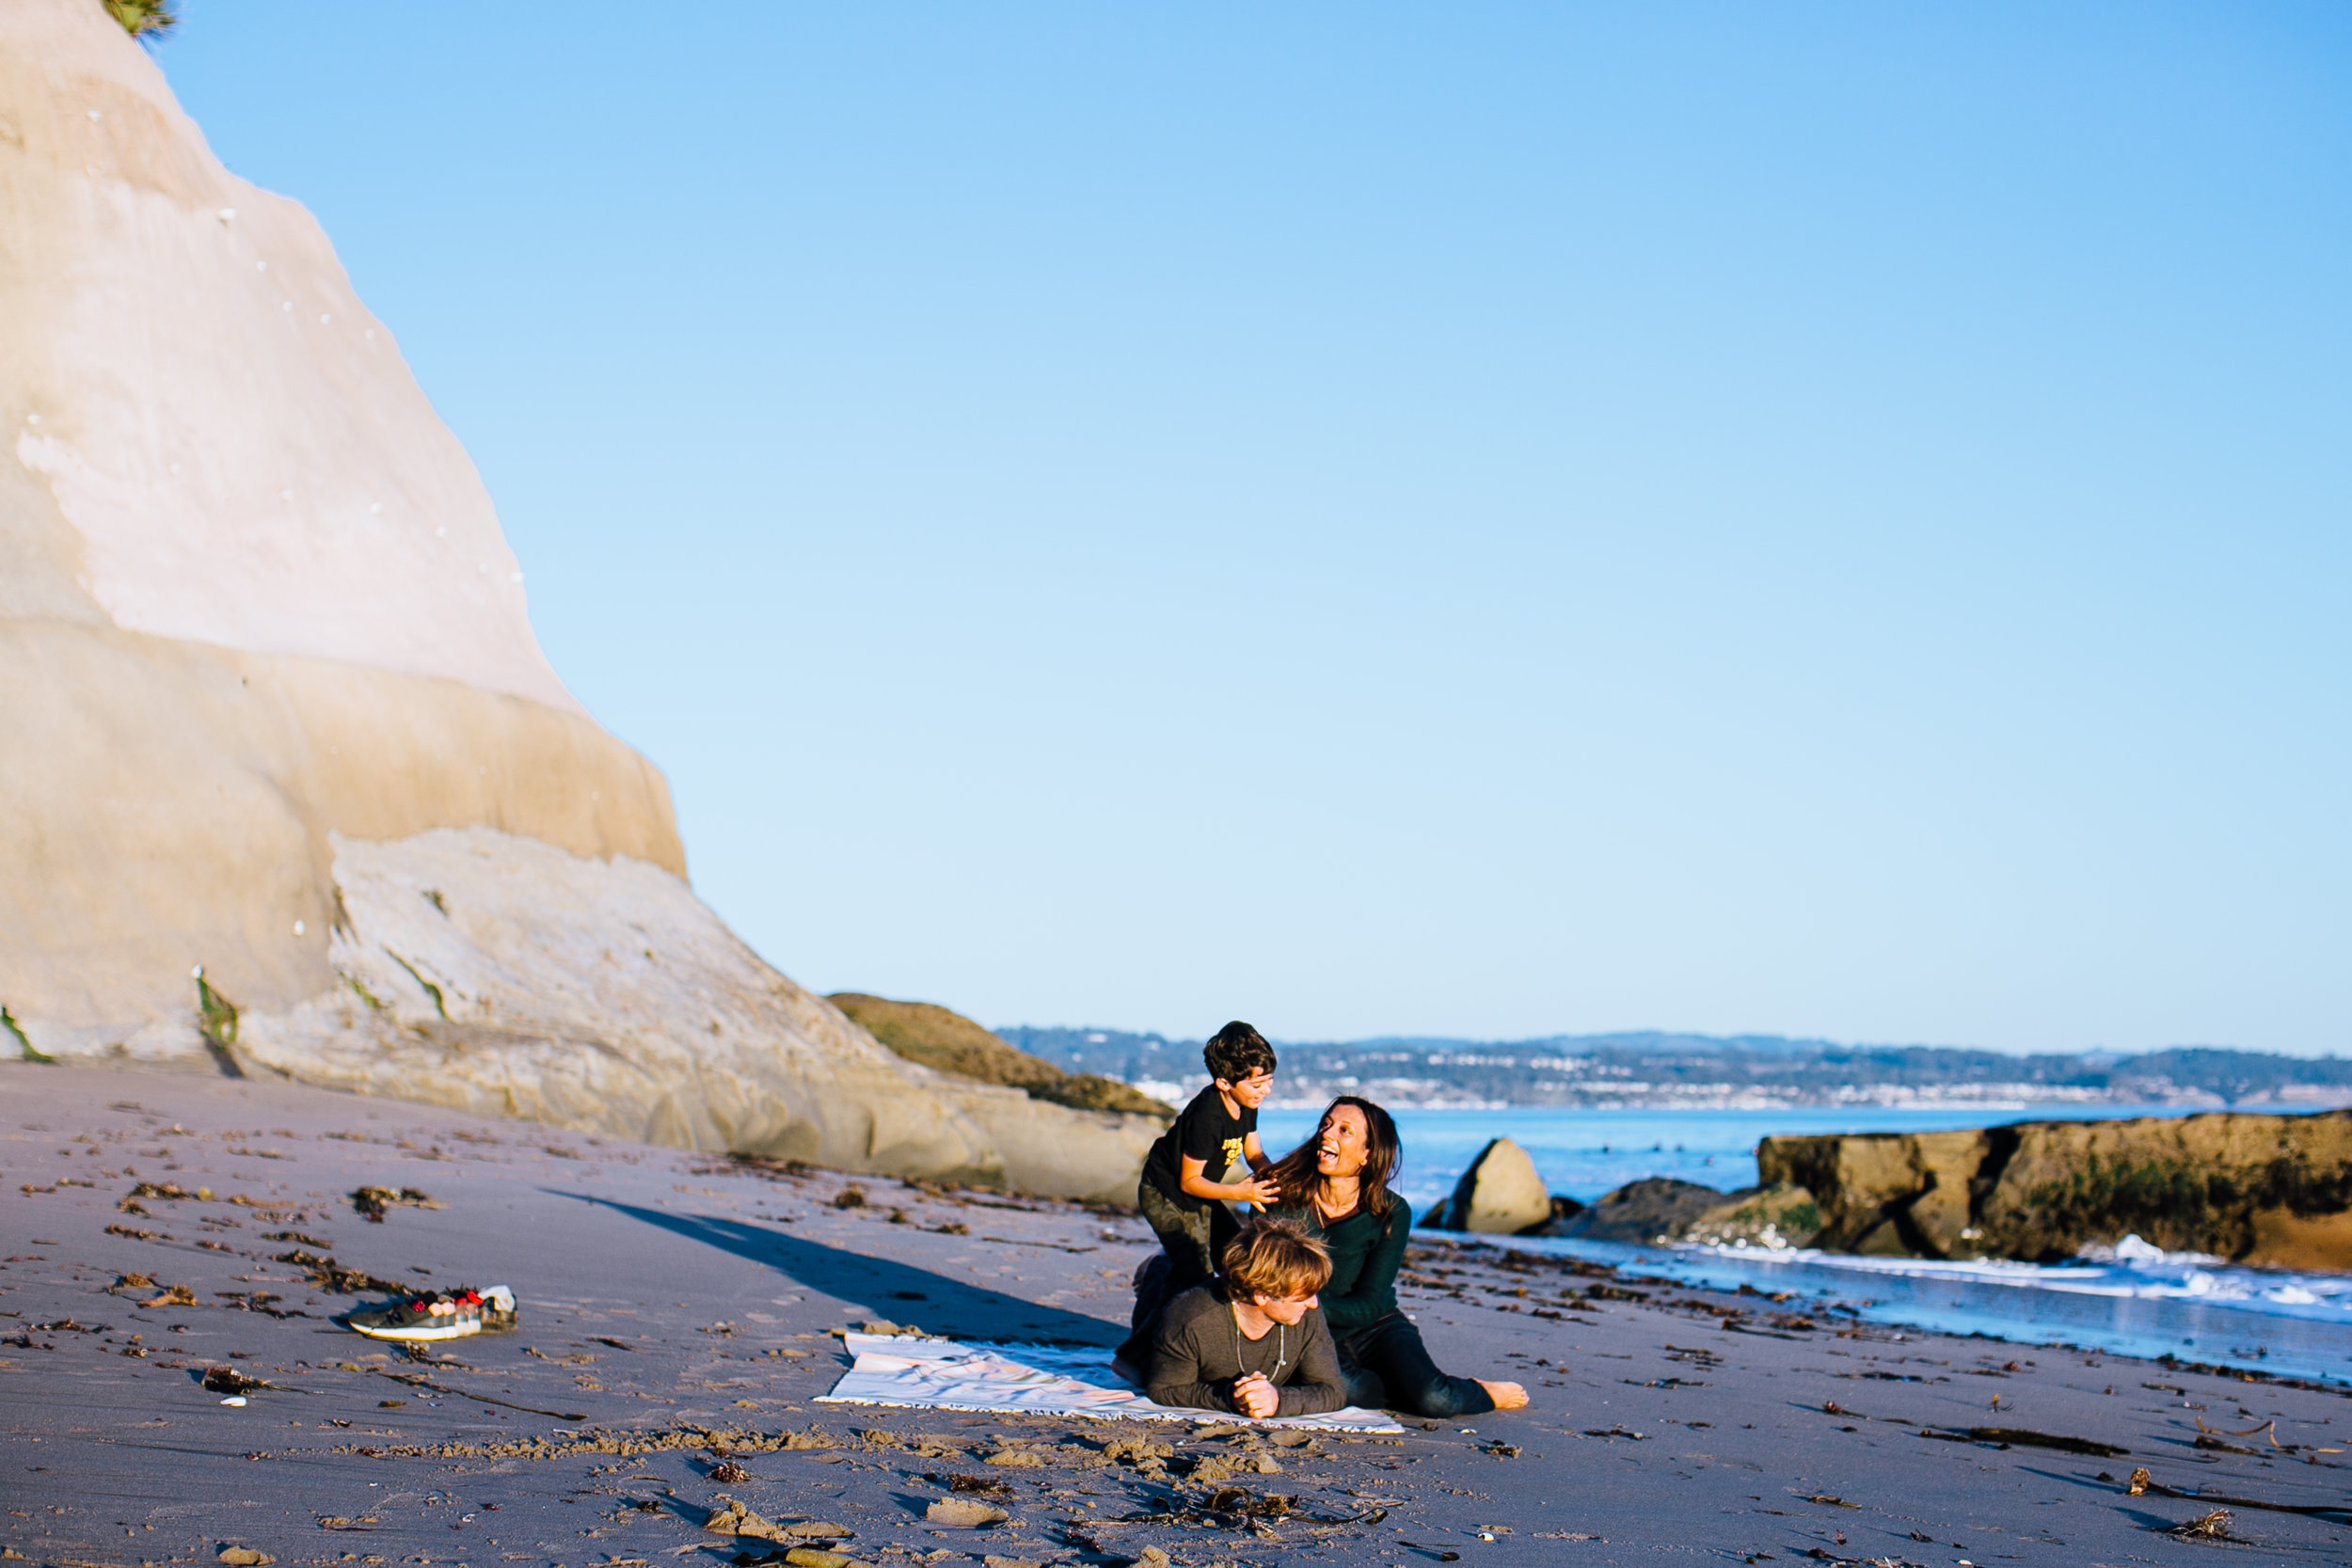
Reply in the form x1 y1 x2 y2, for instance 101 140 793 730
1422 1137 1552 1234
0 2 1142 1199
1759 1110 2352 1267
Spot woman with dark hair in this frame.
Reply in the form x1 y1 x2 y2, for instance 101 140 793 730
1264 1096 1528 1418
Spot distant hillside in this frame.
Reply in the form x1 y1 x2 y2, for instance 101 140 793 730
993 1026 2352 1110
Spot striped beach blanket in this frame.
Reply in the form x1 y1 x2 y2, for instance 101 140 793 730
817 1332 1405 1433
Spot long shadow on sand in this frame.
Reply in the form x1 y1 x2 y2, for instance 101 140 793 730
560 1194 1122 1346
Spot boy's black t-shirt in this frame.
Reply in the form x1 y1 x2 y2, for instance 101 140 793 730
1141 1085 1256 1213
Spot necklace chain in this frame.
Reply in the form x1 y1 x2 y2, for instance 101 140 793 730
1232 1306 1289 1396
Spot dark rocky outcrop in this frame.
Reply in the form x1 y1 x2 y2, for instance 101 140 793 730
1678 1182 1822 1249
1533 1178 1820 1247
1758 1109 2352 1267
829 993 1174 1117
1547 1177 1729 1243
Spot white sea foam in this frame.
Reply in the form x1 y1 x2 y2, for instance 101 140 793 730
1684 1233 2352 1322
1438 1228 2352 1386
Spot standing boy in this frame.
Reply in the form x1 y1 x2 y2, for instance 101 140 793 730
1111 1021 1279 1382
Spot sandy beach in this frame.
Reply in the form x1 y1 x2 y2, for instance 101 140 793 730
5 1065 2347 1568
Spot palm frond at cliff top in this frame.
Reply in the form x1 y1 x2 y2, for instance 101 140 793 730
105 0 181 41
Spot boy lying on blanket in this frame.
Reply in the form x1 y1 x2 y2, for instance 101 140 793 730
1146 1217 1344 1418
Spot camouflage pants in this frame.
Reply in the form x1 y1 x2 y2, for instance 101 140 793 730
1116 1182 1230 1367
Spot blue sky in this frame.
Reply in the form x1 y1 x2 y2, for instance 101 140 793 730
160 5 2348 1053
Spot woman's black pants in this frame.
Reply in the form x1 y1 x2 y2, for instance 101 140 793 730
1335 1312 1496 1418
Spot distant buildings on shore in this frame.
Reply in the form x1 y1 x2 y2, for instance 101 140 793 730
996 1025 2352 1112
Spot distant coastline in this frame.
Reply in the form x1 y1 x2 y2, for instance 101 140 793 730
1244 1088 2125 1113
998 1024 2352 1113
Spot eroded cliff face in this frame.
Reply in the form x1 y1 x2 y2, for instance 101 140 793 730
0 0 675 1051
1756 1111 2352 1268
0 3 1151 1200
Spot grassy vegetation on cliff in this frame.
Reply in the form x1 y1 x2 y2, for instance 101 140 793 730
2 1006 53 1063
830 993 1173 1117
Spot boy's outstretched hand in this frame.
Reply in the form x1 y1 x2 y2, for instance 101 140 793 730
1232 1371 1280 1419
1232 1173 1280 1208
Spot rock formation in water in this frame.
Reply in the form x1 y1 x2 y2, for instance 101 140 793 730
1569 1110 2352 1269
1756 1110 2352 1268
0 1 1154 1199
1546 1176 1731 1243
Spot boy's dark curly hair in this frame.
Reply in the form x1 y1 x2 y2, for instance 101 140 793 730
1202 1020 1277 1084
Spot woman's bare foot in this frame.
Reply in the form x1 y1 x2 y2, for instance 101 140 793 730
1476 1379 1529 1410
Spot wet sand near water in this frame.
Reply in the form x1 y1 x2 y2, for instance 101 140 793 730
5 1064 2349 1567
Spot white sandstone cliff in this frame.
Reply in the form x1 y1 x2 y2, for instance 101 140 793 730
0 0 1153 1199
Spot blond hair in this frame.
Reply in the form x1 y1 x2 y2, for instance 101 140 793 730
1220 1217 1332 1303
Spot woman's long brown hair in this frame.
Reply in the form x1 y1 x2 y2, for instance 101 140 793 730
1265 1095 1402 1220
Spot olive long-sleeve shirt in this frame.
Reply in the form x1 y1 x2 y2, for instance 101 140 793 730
1145 1282 1345 1417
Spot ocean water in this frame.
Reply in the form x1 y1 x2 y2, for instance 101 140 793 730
1251 1102 2197 1210
1254 1103 2352 1386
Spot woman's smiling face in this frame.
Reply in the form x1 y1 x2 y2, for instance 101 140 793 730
1316 1102 1370 1179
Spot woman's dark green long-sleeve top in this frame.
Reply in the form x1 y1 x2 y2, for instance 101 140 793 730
1291 1196 1414 1338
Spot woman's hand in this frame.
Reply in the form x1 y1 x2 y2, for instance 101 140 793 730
1232 1371 1280 1418
1475 1378 1530 1411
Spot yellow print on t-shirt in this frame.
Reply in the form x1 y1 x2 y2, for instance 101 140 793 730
1220 1135 1244 1176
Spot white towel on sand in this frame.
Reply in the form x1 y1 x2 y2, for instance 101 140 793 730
818 1333 1406 1433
